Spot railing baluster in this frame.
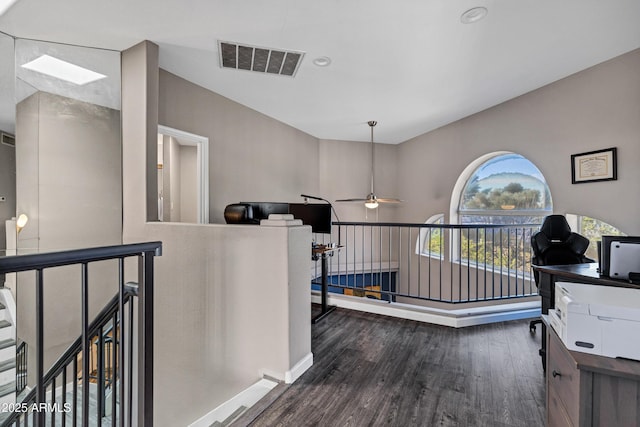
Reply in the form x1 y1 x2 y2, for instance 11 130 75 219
112 312 118 427
458 228 462 303
52 376 56 427
378 224 382 300
417 226 421 299
492 226 497 298
369 225 373 294
509 226 513 296
409 227 413 298
398 226 401 294
439 227 443 300
82 262 90 427
62 364 67 427
468 228 471 301
98 326 105 426
128 291 134 427
118 259 125 427
498 227 502 296
515 227 519 294
475 226 479 301
483 227 487 299
388 227 391 300
35 268 45 427
73 354 78 427
351 226 355 291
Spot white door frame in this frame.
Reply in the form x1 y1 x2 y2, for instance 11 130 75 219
158 125 209 224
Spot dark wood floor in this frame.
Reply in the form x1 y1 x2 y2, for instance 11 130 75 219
240 306 545 427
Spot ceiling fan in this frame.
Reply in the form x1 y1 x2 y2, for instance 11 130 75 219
335 121 401 209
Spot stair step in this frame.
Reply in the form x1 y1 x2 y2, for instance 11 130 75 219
0 358 15 373
0 320 11 329
0 380 15 398
0 302 5 310
0 339 15 350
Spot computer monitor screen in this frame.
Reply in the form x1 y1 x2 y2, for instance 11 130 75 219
288 203 332 234
601 235 640 277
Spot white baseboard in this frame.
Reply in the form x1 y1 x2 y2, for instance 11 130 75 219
311 292 540 328
188 353 314 427
188 378 278 427
284 352 313 384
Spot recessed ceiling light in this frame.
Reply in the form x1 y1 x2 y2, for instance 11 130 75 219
460 7 488 24
313 56 332 67
21 54 107 85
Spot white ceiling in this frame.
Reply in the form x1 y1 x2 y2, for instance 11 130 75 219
1 0 640 143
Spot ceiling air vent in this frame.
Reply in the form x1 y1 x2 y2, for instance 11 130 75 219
218 41 304 77
1 132 15 147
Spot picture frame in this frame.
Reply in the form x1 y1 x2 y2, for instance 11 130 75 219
571 147 617 184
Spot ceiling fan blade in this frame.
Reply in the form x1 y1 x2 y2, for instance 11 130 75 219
377 198 402 203
335 198 368 202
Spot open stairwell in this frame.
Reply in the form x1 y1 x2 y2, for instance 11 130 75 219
0 290 16 426
0 241 161 427
0 299 16 407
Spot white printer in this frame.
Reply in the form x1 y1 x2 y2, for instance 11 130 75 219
549 281 640 361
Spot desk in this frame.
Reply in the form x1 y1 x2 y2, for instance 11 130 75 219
311 244 340 324
544 315 640 426
532 263 640 368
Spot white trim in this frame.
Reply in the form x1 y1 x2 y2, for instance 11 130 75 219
311 291 540 328
158 125 209 224
187 378 279 427
284 352 314 384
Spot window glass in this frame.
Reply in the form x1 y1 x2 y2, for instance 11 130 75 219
567 214 625 260
459 153 552 225
416 214 444 258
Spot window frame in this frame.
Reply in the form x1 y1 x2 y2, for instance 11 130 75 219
449 152 552 262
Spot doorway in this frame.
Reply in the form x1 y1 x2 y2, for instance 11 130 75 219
157 125 209 224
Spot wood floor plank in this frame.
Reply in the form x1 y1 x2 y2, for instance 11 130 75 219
242 307 545 427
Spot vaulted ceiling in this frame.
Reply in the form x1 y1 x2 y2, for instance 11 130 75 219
1 0 640 143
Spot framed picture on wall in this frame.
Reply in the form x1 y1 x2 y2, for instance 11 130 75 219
571 147 617 184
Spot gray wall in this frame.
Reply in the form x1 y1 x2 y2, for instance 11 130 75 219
396 48 640 235
158 70 320 223
122 41 312 427
0 33 15 251
15 91 122 380
0 141 15 251
319 138 399 224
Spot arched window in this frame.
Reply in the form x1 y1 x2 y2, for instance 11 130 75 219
566 214 626 260
456 153 552 225
416 214 444 258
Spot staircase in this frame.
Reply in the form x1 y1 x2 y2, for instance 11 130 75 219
0 300 16 406
0 241 160 427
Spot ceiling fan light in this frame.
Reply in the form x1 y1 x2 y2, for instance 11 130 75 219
365 200 379 209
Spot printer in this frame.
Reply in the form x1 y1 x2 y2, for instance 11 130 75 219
549 281 640 361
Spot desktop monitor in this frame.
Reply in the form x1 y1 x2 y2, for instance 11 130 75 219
600 235 640 277
288 203 332 234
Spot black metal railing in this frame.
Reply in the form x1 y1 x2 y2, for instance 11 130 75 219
0 241 161 427
314 222 538 304
16 341 27 395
